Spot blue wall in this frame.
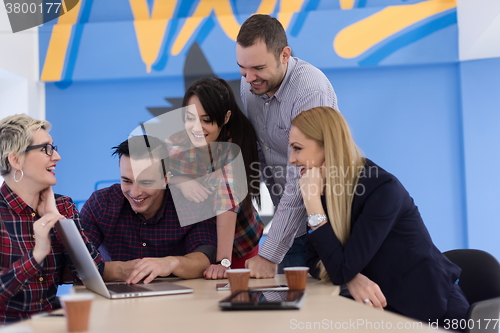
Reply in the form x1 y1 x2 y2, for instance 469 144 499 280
39 0 500 258
460 58 500 258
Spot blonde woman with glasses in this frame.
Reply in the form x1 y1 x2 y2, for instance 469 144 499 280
0 114 103 324
288 107 469 325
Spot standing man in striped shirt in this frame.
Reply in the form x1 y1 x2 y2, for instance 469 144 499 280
236 14 338 278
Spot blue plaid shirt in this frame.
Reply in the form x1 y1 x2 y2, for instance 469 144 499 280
80 184 217 263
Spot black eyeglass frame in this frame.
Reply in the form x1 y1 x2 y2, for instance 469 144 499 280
25 143 58 156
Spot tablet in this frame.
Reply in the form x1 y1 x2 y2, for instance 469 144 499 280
216 283 288 291
219 290 305 310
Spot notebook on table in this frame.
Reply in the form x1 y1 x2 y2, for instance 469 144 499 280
56 218 193 299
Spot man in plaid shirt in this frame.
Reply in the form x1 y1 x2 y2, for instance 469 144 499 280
80 136 217 284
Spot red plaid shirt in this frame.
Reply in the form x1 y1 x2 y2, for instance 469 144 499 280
167 133 263 258
0 183 104 324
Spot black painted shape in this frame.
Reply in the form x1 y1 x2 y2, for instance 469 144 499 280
146 42 244 117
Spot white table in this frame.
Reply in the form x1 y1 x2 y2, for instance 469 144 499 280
1 275 446 332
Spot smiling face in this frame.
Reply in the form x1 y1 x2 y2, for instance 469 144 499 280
21 129 61 191
184 95 228 148
288 126 325 176
236 39 290 97
119 156 167 220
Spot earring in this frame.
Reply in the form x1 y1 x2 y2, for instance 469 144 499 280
14 169 24 182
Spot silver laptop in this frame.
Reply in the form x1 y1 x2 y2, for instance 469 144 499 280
56 218 194 299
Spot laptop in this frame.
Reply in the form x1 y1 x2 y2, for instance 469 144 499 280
56 218 194 299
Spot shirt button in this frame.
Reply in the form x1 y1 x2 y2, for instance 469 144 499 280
39 277 44 282
19 287 24 290
31 213 36 217
143 223 147 225
142 243 146 247
32 235 36 239
265 102 269 106
39 299 44 303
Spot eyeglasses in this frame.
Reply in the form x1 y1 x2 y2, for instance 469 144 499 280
25 143 58 156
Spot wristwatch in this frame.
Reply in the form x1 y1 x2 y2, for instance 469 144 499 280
307 214 328 228
215 258 231 268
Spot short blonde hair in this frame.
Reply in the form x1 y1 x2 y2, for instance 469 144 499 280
0 114 51 176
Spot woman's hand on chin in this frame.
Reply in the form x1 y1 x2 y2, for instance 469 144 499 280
32 212 65 263
37 187 60 216
299 166 325 200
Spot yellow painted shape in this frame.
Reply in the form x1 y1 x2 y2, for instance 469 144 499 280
129 0 176 73
171 0 241 56
256 0 278 14
172 0 306 56
278 0 307 30
40 0 82 81
339 0 355 10
334 0 456 59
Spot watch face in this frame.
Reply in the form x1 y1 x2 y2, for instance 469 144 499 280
221 259 231 268
308 214 327 227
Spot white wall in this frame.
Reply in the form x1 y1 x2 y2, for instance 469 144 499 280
0 4 44 121
457 0 500 61
0 4 44 184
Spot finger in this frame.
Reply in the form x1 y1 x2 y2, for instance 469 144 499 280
210 268 219 280
194 193 206 202
217 268 226 279
47 215 64 225
202 186 212 194
206 268 215 280
369 296 383 309
204 267 214 280
374 289 387 308
359 298 374 307
129 268 148 284
126 262 147 284
143 271 158 284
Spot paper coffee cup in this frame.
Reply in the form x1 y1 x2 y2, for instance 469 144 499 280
60 293 94 332
284 267 309 290
226 268 251 294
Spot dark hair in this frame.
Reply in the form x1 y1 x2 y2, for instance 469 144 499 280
182 77 261 208
112 135 169 177
236 14 288 61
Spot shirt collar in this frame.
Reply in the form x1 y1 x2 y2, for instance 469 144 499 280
258 56 297 103
179 141 228 163
0 182 32 215
135 189 169 224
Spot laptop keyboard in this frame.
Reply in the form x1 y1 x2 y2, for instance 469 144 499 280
107 284 150 293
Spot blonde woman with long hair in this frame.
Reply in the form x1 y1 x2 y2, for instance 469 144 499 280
289 107 468 324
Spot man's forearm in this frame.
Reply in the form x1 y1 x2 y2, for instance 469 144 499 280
102 261 137 282
170 252 211 279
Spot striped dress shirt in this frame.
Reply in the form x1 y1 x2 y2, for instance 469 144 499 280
240 57 338 264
